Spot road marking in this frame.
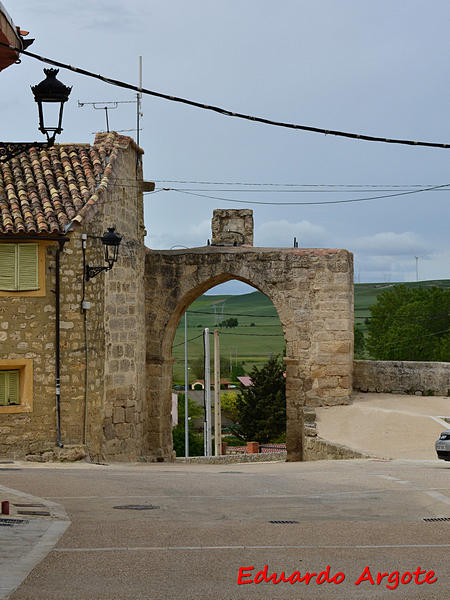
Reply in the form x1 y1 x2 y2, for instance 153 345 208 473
424 490 450 506
430 415 450 428
53 543 450 553
372 475 450 508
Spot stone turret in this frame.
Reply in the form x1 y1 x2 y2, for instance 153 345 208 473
211 209 253 246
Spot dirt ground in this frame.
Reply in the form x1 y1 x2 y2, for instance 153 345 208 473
316 392 450 459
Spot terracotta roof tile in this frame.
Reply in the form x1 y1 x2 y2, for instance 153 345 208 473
0 132 142 235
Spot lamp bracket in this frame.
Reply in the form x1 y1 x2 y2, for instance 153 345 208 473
85 264 112 281
0 142 49 163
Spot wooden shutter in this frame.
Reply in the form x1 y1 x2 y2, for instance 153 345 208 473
0 244 16 290
0 372 6 405
0 371 20 405
17 244 39 290
7 370 20 405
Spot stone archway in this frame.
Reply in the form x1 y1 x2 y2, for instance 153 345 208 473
143 230 353 462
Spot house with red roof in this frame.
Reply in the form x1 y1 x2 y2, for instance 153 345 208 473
0 132 148 461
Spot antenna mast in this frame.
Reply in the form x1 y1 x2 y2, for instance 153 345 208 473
137 56 143 147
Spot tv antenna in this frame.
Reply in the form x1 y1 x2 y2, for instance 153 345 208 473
78 57 144 141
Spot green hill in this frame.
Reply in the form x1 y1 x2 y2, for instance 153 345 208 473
172 280 450 382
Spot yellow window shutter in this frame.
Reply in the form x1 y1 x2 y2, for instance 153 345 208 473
17 244 39 290
0 244 17 290
7 370 20 405
0 372 6 405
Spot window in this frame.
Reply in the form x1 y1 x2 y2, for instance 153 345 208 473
0 360 33 414
0 370 20 405
0 243 39 291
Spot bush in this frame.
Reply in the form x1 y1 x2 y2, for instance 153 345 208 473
236 355 286 443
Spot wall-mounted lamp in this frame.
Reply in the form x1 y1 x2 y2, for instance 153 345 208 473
85 227 122 281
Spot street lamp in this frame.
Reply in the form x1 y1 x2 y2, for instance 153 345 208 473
31 68 72 144
0 68 72 163
85 227 122 281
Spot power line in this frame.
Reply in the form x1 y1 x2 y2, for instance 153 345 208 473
160 183 450 206
217 332 282 337
355 312 450 323
153 187 450 193
172 333 203 348
2 40 450 149
370 327 450 352
153 180 442 188
187 309 279 318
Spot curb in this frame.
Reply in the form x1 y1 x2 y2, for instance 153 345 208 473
0 483 70 599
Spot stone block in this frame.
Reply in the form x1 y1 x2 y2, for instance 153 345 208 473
113 407 125 424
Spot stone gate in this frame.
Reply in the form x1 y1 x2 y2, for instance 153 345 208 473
144 210 354 461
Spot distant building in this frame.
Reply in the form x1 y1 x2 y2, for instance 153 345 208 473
190 378 232 390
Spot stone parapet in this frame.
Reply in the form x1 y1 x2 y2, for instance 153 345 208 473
354 360 450 396
176 453 286 464
304 437 374 461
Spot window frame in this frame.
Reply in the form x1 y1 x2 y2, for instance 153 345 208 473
0 242 47 297
0 359 33 414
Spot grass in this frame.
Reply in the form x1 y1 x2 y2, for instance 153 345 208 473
172 280 450 382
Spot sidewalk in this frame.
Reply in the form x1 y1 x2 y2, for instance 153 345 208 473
0 477 69 599
316 392 450 459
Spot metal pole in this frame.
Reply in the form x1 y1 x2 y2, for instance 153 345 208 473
214 330 221 456
415 256 419 282
204 328 212 456
184 312 189 457
137 55 142 147
55 243 63 447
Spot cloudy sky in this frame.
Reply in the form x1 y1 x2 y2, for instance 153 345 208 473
3 1 450 293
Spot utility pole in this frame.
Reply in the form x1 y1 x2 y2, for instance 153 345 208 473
184 312 189 458
415 256 419 282
137 56 143 148
204 328 212 456
214 330 221 456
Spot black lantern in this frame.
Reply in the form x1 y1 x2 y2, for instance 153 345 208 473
86 228 122 281
31 68 72 145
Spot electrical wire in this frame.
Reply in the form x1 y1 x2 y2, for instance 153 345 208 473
187 309 279 318
161 183 450 206
1 40 450 149
153 187 450 193
153 180 442 188
172 333 204 348
369 327 450 353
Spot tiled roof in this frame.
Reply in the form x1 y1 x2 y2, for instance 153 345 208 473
0 132 142 235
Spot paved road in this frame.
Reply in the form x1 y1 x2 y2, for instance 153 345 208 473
0 459 449 599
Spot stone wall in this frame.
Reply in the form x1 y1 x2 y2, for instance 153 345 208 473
144 245 354 462
353 360 450 396
97 146 146 461
0 242 61 458
304 436 373 461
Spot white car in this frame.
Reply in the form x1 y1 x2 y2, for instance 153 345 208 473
435 430 450 461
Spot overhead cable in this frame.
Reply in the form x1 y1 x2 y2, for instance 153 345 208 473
161 183 450 206
1 40 449 149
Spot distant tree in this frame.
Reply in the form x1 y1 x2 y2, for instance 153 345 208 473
236 355 286 442
354 324 366 358
190 356 204 379
172 394 204 457
367 286 450 361
231 362 245 381
220 391 239 423
219 317 239 328
250 322 255 327
191 355 231 379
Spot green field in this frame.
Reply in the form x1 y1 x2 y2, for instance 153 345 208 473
172 280 450 383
